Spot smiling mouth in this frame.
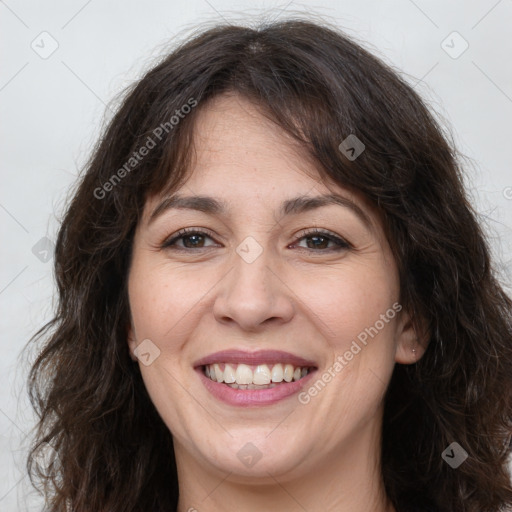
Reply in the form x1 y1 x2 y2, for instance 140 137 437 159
202 362 316 389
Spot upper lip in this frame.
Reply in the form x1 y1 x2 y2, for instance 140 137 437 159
194 349 317 368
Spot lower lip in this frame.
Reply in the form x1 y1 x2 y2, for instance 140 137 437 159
197 368 316 407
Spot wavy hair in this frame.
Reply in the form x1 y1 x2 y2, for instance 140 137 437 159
26 18 512 512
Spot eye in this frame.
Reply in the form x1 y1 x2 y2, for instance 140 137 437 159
161 228 351 252
161 228 219 250
292 229 351 252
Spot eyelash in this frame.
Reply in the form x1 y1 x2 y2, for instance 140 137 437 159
160 227 351 253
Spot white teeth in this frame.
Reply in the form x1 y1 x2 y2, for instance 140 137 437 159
271 363 284 383
223 363 236 383
235 364 253 385
283 364 294 382
214 363 224 383
253 364 271 385
225 382 278 390
204 362 311 386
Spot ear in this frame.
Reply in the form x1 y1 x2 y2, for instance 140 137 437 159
394 307 429 364
127 323 138 362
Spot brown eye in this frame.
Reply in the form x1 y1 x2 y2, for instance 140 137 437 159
293 230 351 252
161 228 350 253
180 233 208 248
161 229 218 250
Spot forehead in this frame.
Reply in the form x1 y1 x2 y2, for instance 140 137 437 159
187 93 321 188
143 93 383 231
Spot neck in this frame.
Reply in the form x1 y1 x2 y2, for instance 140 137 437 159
175 414 395 512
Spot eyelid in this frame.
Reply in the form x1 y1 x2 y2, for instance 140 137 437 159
161 227 352 251
293 228 352 249
291 227 354 255
161 227 219 249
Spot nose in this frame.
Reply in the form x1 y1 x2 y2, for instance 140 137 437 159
212 242 295 332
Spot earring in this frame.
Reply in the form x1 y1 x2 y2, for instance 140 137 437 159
413 336 419 355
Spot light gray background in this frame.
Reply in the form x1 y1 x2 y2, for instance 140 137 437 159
1 1 511 510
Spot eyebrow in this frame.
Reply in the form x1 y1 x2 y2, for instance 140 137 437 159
149 193 373 230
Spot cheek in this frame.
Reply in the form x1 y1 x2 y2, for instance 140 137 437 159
128 262 183 346
302 265 399 324
127 259 209 432
128 256 225 350
293 259 399 350
294 263 399 426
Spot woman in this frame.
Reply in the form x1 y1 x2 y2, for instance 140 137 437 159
27 18 512 512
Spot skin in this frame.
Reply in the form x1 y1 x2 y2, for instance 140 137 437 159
127 93 426 512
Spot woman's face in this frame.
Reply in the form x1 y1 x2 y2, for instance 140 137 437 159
127 93 418 483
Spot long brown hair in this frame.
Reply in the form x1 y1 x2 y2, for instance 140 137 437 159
26 18 512 512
